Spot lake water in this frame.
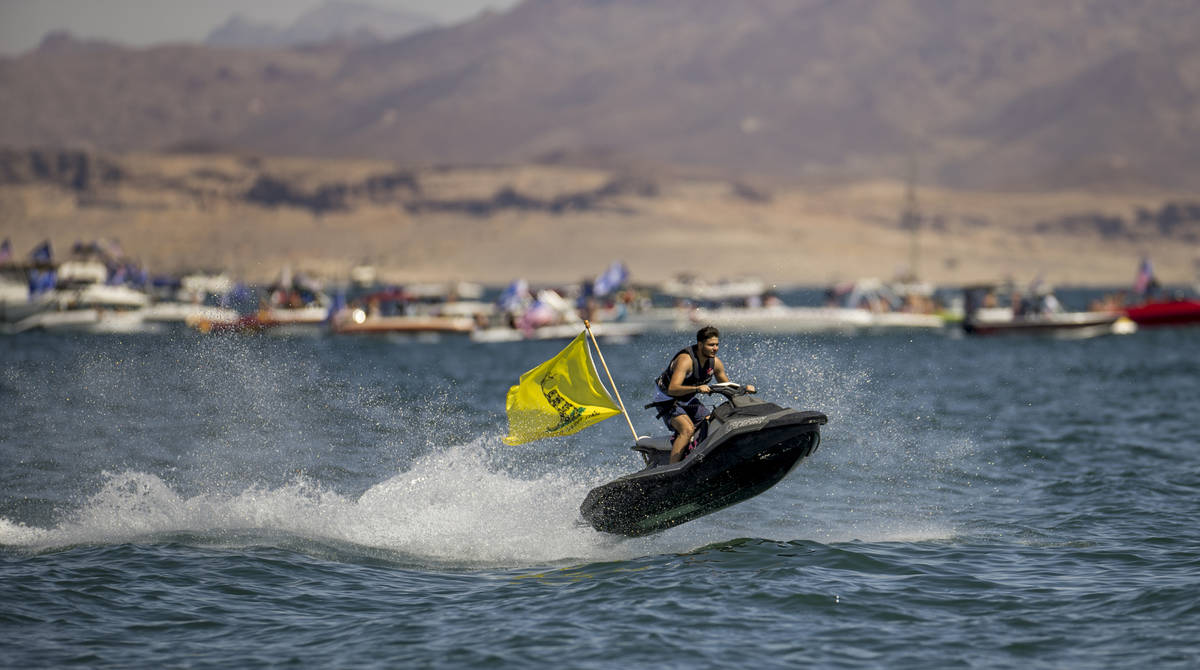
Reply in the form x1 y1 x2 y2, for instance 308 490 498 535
2 324 1199 668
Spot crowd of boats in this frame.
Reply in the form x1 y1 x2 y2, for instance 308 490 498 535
2 240 1199 341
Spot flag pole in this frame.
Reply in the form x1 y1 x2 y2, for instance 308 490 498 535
584 320 640 443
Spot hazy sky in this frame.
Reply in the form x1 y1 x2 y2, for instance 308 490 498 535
0 0 520 55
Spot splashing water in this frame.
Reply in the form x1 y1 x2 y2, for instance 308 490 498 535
0 439 691 566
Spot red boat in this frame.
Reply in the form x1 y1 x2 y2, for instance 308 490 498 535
1123 298 1200 327
1112 258 1200 327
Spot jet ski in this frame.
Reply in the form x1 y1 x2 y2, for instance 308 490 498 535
580 383 827 536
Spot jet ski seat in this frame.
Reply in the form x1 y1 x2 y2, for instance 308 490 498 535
633 436 673 468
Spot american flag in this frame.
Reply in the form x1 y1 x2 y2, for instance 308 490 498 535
1133 258 1157 295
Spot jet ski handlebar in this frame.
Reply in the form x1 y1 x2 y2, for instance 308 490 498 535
707 382 755 398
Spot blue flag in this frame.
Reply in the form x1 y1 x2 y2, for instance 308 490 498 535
593 261 629 297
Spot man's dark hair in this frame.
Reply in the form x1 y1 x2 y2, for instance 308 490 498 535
696 325 719 342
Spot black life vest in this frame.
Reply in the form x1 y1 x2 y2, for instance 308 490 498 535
655 345 714 400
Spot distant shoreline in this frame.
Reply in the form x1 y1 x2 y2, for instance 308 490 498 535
2 151 1197 289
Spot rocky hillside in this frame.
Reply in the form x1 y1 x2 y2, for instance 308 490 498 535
2 0 1200 190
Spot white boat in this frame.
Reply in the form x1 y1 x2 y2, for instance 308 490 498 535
680 278 946 334
961 283 1136 339
144 302 240 324
143 273 240 325
253 266 333 334
478 282 648 342
964 308 1136 339
7 261 159 334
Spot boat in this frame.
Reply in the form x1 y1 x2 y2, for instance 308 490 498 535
1122 297 1200 327
188 268 332 336
188 303 332 335
330 287 482 336
687 279 945 334
142 273 241 325
961 283 1135 339
964 310 1136 338
189 302 333 335
6 259 159 334
1101 259 1200 328
475 284 646 342
580 384 828 536
333 310 477 336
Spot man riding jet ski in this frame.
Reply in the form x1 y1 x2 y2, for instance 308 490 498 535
580 325 827 537
581 382 827 536
644 325 754 464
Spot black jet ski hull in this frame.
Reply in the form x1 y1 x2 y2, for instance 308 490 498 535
580 418 823 537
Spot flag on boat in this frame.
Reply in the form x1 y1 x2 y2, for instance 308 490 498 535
503 332 621 445
592 261 629 297
1133 257 1158 296
30 240 53 264
498 278 531 312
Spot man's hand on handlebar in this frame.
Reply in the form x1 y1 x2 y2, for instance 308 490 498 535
705 382 757 397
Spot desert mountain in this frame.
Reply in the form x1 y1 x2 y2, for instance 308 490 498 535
2 0 1199 190
205 1 438 48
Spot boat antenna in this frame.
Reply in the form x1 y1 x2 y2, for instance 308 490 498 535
584 320 640 444
901 154 921 283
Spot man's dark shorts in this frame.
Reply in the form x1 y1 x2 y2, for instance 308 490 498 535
661 396 709 432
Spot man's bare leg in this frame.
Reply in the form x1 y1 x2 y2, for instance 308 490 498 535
669 414 695 463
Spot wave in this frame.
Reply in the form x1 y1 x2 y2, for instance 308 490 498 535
0 443 640 565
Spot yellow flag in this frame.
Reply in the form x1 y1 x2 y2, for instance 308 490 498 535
503 332 621 445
